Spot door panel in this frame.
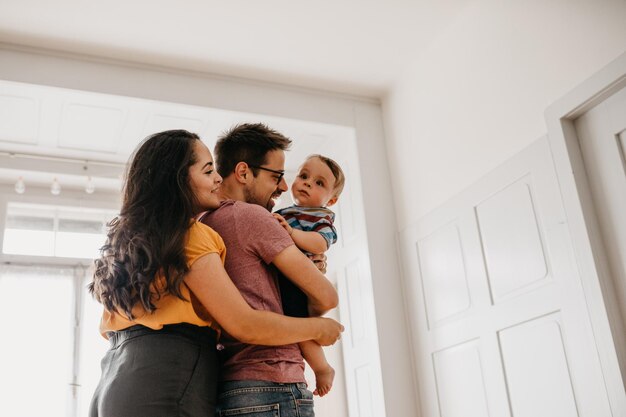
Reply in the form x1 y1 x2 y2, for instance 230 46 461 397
417 222 472 327
498 313 578 417
432 339 490 417
476 178 549 302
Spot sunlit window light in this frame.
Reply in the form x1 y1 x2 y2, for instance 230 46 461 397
2 202 117 260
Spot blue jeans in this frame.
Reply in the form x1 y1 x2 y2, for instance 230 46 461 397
217 380 314 417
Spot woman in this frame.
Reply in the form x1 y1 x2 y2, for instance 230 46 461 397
88 130 343 417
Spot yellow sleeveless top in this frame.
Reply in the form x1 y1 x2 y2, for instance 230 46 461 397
99 221 226 337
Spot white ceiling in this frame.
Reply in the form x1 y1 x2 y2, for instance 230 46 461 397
0 0 470 198
0 0 469 97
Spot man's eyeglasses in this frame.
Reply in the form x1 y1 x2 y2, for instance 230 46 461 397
249 165 285 184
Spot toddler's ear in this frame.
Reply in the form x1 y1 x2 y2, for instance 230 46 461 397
326 196 338 207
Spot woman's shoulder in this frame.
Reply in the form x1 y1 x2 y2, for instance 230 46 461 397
188 221 225 248
184 220 227 267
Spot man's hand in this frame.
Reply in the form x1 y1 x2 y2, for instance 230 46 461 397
308 253 327 274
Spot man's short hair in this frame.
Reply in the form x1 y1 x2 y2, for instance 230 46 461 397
214 123 292 178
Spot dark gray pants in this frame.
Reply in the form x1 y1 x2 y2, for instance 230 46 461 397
89 323 218 417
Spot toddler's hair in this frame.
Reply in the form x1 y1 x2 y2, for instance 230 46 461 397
307 154 345 198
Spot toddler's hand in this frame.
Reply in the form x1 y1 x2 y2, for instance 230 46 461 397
308 253 327 273
272 213 293 235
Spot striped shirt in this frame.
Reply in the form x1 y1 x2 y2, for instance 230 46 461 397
274 205 337 252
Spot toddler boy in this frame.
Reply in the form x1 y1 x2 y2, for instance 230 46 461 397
273 154 345 397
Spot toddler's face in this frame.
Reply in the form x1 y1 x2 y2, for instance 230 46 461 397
291 157 337 207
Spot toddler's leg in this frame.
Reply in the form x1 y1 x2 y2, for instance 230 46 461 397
300 340 335 397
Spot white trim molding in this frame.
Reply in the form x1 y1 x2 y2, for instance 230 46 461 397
545 51 626 416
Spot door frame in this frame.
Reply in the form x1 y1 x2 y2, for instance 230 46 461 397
545 51 626 415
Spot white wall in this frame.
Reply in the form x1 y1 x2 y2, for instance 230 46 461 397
383 0 626 228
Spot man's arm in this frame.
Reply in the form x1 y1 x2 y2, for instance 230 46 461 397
272 245 338 316
241 203 337 315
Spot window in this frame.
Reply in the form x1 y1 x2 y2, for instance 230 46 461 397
0 202 115 416
2 202 116 259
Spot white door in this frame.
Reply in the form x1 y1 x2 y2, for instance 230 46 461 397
574 84 626 382
398 137 617 417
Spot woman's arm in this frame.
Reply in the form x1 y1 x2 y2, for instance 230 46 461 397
184 252 343 346
272 245 338 316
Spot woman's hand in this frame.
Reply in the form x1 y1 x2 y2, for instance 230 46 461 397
313 317 344 346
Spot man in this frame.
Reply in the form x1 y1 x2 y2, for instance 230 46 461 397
201 123 338 417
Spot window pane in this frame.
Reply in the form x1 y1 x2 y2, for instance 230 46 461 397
3 202 116 259
3 229 55 256
55 232 106 259
6 215 54 231
0 271 73 417
58 219 104 234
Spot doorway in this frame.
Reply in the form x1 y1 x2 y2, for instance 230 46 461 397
0 78 386 417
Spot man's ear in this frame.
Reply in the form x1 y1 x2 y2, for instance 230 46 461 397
326 195 338 207
234 162 250 184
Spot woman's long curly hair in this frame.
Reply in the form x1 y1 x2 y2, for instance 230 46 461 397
89 130 200 319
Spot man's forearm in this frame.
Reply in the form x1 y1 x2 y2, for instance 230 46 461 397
273 245 338 314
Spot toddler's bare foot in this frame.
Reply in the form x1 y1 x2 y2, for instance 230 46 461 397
313 365 335 397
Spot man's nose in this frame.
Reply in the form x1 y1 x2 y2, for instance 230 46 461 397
278 176 288 192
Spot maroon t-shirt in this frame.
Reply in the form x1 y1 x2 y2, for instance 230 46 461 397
202 200 305 382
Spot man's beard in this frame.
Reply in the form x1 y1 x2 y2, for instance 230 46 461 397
243 187 277 211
